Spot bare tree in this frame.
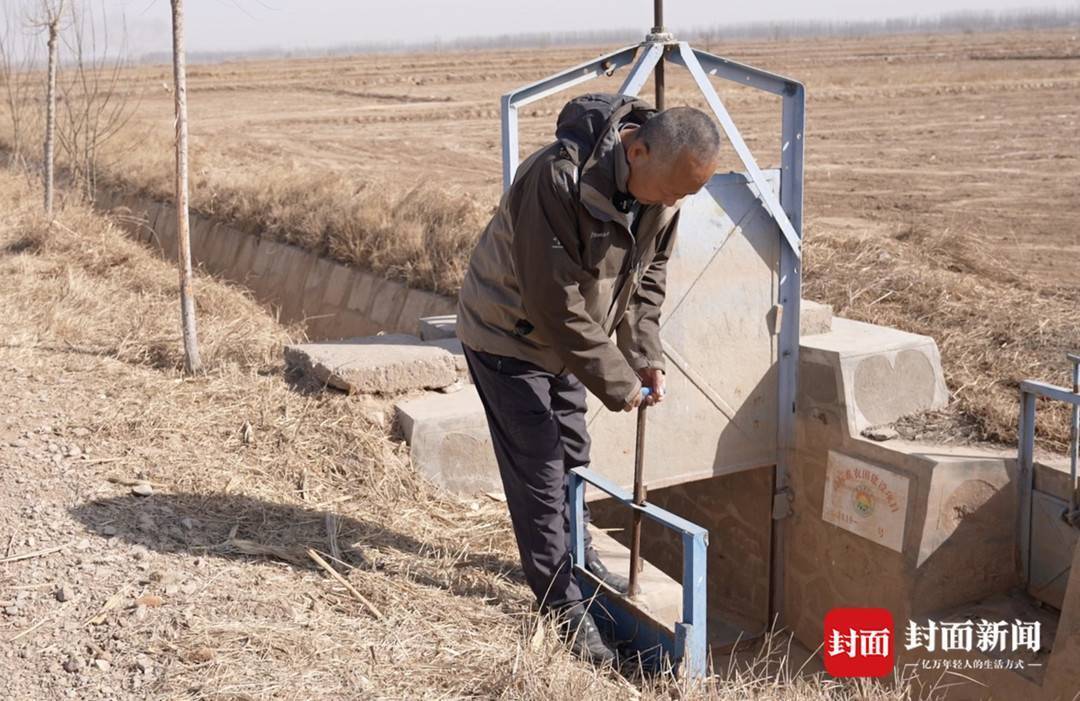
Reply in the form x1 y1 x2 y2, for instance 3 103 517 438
0 1 44 174
56 0 138 202
171 0 200 374
37 0 63 217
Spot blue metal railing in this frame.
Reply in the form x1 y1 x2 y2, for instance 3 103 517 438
568 466 709 678
1017 352 1080 585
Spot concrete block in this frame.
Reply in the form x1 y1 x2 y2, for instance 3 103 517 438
419 314 457 341
395 386 501 494
214 226 245 275
301 257 337 321
396 288 436 334
285 334 457 395
280 246 317 322
346 271 378 314
800 299 833 336
250 239 292 303
228 235 259 284
368 278 409 329
322 262 355 309
800 317 949 437
422 337 468 377
189 216 215 261
419 291 457 317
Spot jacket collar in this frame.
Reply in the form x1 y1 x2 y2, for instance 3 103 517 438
577 103 678 236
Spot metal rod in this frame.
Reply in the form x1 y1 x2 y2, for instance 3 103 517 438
1069 353 1079 521
653 0 665 110
655 54 665 111
628 393 649 597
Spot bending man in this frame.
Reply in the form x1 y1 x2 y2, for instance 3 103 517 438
457 93 722 663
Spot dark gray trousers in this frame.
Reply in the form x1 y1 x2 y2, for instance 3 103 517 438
462 343 593 611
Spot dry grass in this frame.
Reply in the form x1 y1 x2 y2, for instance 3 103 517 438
0 171 918 698
804 218 1079 451
88 130 489 297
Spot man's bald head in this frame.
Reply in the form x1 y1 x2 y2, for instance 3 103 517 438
636 106 722 170
623 106 722 207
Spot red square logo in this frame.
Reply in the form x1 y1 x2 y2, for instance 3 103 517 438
824 607 895 677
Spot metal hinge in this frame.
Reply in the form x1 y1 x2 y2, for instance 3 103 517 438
772 487 794 520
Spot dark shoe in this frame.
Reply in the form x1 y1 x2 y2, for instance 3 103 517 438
585 548 630 595
555 602 616 665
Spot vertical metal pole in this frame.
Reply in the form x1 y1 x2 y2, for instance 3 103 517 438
628 403 648 596
677 530 708 679
568 470 586 567
769 80 805 631
653 0 665 111
1018 390 1037 585
500 96 519 191
1068 353 1079 521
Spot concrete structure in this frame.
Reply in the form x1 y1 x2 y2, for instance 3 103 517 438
284 335 458 395
99 192 457 341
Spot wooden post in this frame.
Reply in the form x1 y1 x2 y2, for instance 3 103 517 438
42 0 63 217
170 0 201 373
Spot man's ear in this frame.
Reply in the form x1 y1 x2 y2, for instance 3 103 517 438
626 137 650 163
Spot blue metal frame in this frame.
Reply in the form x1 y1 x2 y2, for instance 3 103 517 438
569 466 709 678
500 35 806 656
1016 367 1080 585
501 44 639 189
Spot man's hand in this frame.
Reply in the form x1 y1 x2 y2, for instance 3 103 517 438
638 368 665 406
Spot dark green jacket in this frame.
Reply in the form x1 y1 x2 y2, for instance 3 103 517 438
457 93 681 410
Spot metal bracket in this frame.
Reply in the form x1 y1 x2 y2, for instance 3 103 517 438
569 467 708 679
645 30 677 44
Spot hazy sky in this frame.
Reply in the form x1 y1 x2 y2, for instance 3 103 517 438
21 0 1080 56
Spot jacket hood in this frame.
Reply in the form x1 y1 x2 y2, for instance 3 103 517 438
554 93 654 168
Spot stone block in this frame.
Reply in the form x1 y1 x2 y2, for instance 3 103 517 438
394 386 500 494
419 314 457 341
800 317 949 437
422 337 468 377
284 334 457 395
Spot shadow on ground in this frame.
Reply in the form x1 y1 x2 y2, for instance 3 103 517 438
69 492 524 602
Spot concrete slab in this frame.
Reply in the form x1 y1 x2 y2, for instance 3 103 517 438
394 386 500 494
422 337 468 377
285 334 457 395
419 314 458 341
801 317 949 436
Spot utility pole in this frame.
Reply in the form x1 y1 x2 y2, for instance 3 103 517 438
170 0 201 374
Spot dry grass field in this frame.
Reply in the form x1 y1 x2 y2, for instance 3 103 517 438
3 28 1076 447
57 27 1074 452
0 172 912 699
0 25 1077 699
96 28 1079 286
